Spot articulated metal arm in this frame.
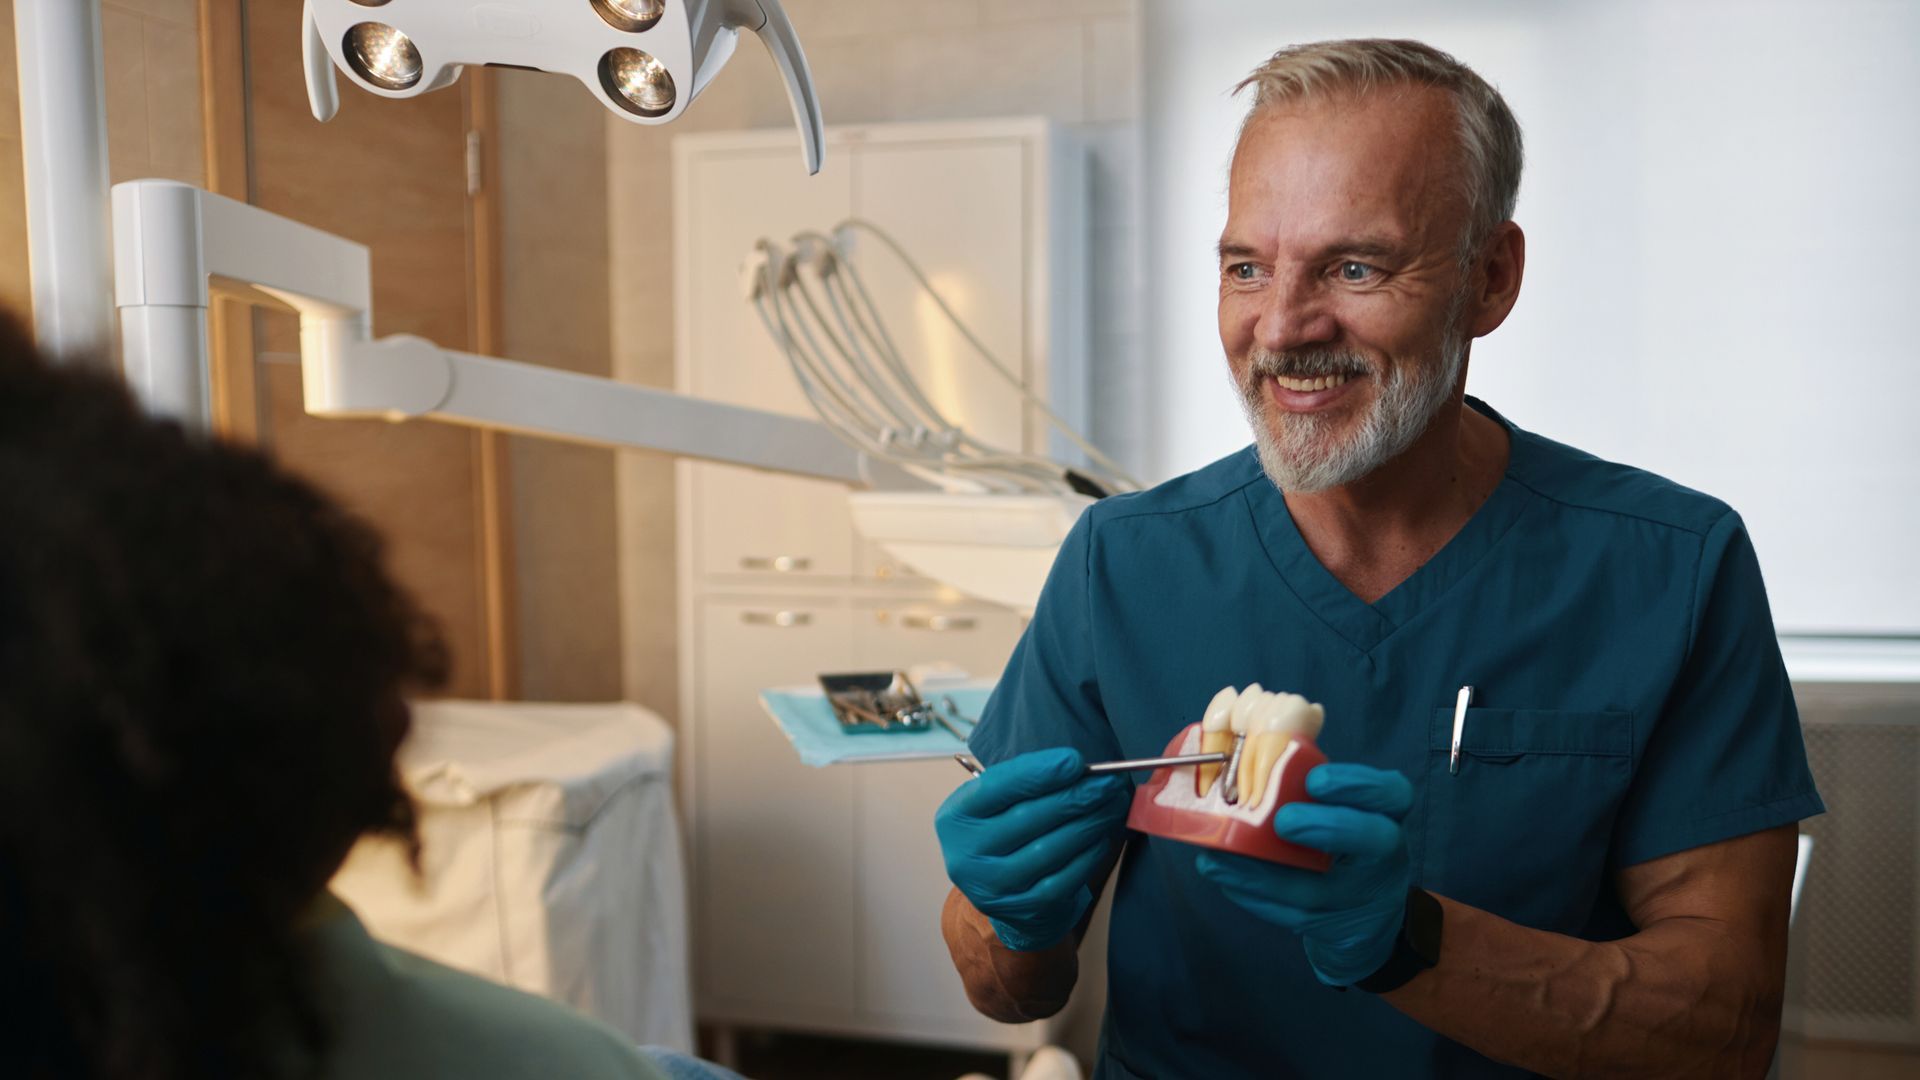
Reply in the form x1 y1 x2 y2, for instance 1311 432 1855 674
110 179 890 488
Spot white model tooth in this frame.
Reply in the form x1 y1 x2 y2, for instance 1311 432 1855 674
1241 731 1283 806
1198 687 1237 795
1201 687 1237 732
1268 693 1311 738
1240 694 1326 806
1228 682 1264 735
1236 694 1282 803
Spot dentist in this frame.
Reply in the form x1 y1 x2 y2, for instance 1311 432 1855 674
935 38 1822 1079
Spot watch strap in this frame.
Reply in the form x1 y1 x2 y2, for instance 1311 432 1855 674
1355 886 1443 994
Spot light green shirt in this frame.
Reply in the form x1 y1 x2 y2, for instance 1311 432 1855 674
304 895 670 1080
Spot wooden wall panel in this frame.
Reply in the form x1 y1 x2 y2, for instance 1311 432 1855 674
226 0 505 699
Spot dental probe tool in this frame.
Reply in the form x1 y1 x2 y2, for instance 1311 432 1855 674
1086 752 1231 775
951 751 1230 778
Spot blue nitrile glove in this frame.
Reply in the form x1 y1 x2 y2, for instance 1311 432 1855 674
1194 763 1414 986
935 747 1132 952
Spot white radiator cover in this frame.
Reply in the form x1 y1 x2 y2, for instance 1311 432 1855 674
1784 683 1920 1046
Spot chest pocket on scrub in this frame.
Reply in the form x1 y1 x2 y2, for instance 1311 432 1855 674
1414 708 1633 933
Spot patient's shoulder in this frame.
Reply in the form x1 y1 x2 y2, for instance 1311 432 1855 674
311 907 667 1080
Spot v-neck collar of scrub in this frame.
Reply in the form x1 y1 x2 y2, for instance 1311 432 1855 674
1241 396 1536 655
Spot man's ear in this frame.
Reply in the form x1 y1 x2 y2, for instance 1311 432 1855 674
1468 221 1525 338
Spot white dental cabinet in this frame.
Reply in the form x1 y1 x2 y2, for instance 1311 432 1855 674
672 120 1090 1060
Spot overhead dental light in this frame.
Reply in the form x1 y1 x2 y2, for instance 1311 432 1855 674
301 0 825 173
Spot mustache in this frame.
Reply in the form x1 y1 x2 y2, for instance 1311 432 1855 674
1247 348 1373 381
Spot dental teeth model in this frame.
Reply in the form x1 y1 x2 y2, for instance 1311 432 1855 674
1125 683 1333 871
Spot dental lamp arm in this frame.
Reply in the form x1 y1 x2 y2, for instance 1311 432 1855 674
319 337 875 484
111 180 905 487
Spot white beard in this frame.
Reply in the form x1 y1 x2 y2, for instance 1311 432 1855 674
1237 299 1470 494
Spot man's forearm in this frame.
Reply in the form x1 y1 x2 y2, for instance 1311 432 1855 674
940 887 1079 1023
1385 895 1782 1078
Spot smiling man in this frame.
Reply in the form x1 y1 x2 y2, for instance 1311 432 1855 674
935 39 1824 1078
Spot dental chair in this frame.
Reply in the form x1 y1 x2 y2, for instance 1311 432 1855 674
331 700 693 1053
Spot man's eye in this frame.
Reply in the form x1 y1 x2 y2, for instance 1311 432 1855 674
1227 263 1259 281
1338 261 1377 283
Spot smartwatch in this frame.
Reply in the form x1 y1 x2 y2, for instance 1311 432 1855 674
1355 887 1443 994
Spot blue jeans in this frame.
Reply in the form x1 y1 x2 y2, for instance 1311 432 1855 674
640 1047 749 1080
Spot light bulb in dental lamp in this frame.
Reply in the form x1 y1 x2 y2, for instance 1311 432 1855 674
301 0 825 173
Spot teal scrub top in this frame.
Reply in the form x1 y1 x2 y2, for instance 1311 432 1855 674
969 399 1824 1080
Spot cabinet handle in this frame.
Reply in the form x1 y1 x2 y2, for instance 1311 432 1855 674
902 613 977 633
741 555 812 573
741 610 813 628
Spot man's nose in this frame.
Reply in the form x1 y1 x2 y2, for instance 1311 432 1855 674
1254 272 1338 353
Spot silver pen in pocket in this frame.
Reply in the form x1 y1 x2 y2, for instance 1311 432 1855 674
1449 685 1474 775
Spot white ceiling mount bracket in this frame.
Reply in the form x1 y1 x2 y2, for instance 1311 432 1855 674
302 0 824 174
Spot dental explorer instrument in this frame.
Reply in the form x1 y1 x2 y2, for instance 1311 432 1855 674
952 751 1231 778
1087 752 1231 775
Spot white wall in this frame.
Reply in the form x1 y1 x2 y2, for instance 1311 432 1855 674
1143 0 1920 634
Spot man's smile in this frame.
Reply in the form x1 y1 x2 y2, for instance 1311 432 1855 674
1264 371 1362 413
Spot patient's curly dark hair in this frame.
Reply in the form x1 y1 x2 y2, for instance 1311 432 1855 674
0 314 447 1078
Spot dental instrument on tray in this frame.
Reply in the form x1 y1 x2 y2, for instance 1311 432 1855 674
300 0 825 173
819 671 936 733
746 219 1142 499
940 696 979 726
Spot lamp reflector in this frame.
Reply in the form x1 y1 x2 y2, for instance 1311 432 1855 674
591 0 666 33
600 48 676 116
344 22 422 91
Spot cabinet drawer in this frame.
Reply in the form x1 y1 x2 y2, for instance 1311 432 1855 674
854 601 1025 681
692 463 854 581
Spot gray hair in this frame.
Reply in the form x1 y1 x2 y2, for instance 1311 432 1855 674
1234 38 1524 259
